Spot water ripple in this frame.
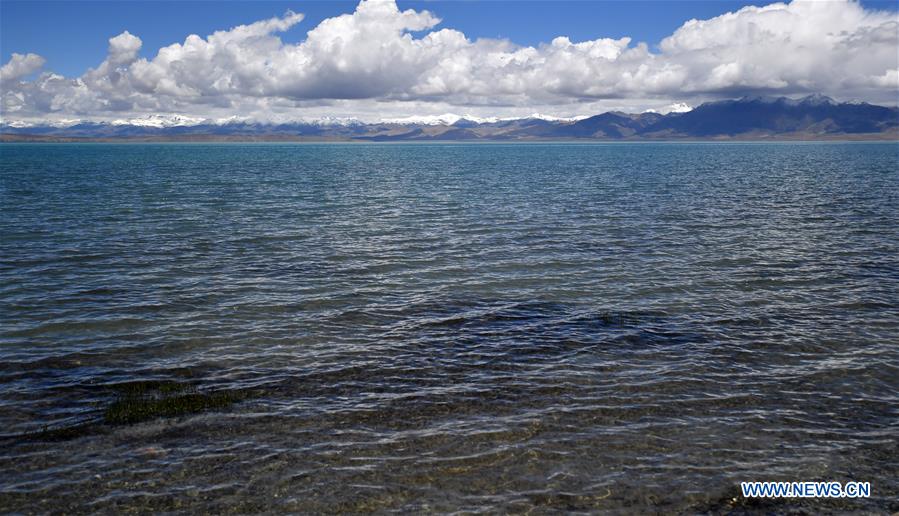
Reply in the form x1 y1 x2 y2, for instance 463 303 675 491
0 142 897 512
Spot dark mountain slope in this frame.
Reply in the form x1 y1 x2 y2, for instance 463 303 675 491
642 96 899 137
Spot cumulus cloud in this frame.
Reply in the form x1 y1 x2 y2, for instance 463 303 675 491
0 53 46 83
1 0 897 121
659 0 899 94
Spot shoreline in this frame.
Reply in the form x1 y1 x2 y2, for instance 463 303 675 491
3 134 898 143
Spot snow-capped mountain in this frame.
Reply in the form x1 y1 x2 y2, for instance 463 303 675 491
515 113 590 122
382 114 500 125
206 115 363 126
2 96 896 141
110 114 206 128
381 113 589 125
643 103 693 115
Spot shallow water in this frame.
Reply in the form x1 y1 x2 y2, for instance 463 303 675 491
1 142 897 513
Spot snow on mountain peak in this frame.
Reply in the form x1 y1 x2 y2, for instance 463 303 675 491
382 113 501 125
517 113 589 122
111 114 206 128
382 113 590 125
643 102 693 115
302 116 363 126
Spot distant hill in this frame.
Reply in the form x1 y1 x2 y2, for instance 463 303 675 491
2 95 897 141
544 112 666 138
639 95 899 137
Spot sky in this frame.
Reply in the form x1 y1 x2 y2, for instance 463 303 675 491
1 0 897 123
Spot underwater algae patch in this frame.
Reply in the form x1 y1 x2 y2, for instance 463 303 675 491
22 380 243 441
103 380 240 425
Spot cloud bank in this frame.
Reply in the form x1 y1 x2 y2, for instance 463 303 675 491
2 0 897 121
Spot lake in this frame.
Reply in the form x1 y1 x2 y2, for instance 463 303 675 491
1 142 897 512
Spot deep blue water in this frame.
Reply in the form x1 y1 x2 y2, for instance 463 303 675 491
1 142 897 512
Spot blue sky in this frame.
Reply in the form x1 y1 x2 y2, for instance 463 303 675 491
4 0 896 78
1 0 897 121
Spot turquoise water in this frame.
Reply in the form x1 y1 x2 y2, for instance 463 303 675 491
1 142 897 512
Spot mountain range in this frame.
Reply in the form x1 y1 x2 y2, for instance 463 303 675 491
1 95 897 141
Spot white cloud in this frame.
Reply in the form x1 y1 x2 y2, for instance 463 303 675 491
659 0 899 94
2 0 897 122
0 53 46 83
